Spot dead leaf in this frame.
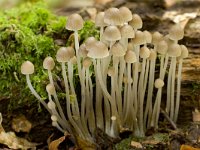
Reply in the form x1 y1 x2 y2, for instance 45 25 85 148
130 141 143 149
12 115 32 133
180 144 200 150
76 136 96 150
49 135 66 150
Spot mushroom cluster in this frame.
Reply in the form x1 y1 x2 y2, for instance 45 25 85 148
21 7 188 145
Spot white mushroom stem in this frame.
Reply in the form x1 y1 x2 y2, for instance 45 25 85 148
26 75 49 112
109 116 119 138
47 70 67 122
170 57 176 120
100 27 104 41
174 59 183 122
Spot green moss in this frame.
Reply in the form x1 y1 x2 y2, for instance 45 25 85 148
0 1 98 111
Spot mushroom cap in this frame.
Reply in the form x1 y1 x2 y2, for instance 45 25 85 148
47 101 56 110
46 83 55 95
168 24 184 41
155 78 164 88
87 41 109 59
129 14 143 30
152 32 163 45
124 50 137 63
123 76 133 83
148 50 157 60
66 13 84 31
111 115 117 121
83 57 92 68
70 56 77 64
168 43 181 57
107 67 115 77
156 40 168 55
143 30 152 43
103 25 121 41
180 45 189 58
21 61 34 75
119 7 132 22
132 31 146 45
104 7 124 25
85 37 97 50
51 115 57 122
110 42 125 57
56 47 75 62
95 12 107 27
43 56 55 70
78 44 88 58
120 24 135 39
140 46 151 59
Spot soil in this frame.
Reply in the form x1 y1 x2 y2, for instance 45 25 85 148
0 0 200 149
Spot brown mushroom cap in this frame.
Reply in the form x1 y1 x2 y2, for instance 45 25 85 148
66 13 84 31
148 50 157 60
119 6 132 23
43 57 55 70
124 50 137 63
78 44 88 58
129 14 143 30
104 7 124 25
87 41 109 59
83 57 92 68
103 25 121 41
21 61 34 75
56 47 75 62
168 24 184 41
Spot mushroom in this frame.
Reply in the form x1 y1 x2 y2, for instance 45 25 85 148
95 12 107 41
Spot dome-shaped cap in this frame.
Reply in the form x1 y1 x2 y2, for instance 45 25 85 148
43 57 55 70
66 13 84 31
148 50 157 60
56 47 75 62
156 40 168 55
104 7 124 25
110 42 125 57
124 50 137 63
95 12 107 27
168 43 181 57
21 61 34 75
143 30 152 43
120 24 135 39
132 31 146 45
87 41 109 59
119 7 132 22
78 44 88 58
46 83 55 95
129 14 143 30
83 57 92 68
103 25 121 41
47 101 56 110
152 32 163 45
140 46 151 59
180 45 189 58
85 37 97 50
51 115 57 122
168 24 184 41
155 78 164 88
107 67 115 77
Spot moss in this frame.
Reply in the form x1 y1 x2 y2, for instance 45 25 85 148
0 1 98 111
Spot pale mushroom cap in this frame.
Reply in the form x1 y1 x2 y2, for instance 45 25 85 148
107 67 115 77
120 24 135 39
156 40 168 55
180 45 189 58
103 25 121 41
123 76 133 83
168 43 181 57
110 42 125 57
119 7 132 22
66 13 84 31
132 31 146 45
155 78 164 88
87 41 109 59
51 115 58 122
104 7 124 25
78 44 88 57
46 83 55 95
148 50 157 60
111 116 117 121
43 56 55 70
47 101 56 110
168 24 184 41
56 47 75 62
83 57 92 68
70 56 77 64
129 14 143 30
21 61 34 75
124 50 137 63
152 32 163 45
95 12 107 27
143 30 152 43
85 37 97 50
140 46 151 59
